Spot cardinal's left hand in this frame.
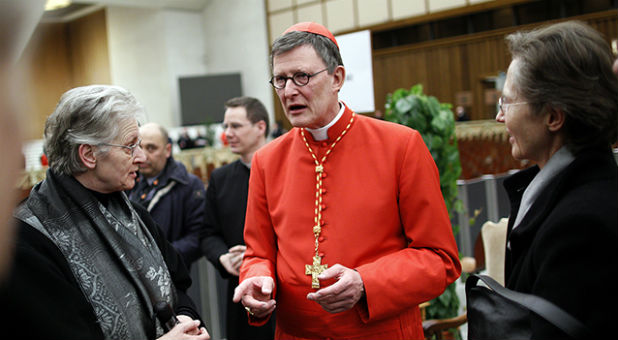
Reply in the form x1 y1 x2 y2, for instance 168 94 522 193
306 264 365 313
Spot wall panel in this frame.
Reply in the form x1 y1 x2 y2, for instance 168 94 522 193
68 9 110 86
15 9 110 140
372 11 618 120
16 23 72 140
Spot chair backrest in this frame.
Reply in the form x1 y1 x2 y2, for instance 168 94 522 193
480 218 508 285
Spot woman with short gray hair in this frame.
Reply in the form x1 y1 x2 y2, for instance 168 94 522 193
44 85 144 176
2 85 210 340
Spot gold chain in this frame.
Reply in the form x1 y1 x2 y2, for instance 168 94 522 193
300 112 355 260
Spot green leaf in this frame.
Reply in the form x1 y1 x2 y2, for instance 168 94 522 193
395 96 412 113
408 109 427 131
411 84 423 95
431 114 448 133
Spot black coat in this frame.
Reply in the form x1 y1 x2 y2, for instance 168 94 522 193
201 160 275 340
504 148 618 339
0 201 200 340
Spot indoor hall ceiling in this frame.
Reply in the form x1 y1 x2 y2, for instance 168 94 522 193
42 0 210 22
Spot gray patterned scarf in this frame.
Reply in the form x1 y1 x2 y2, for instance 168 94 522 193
14 169 176 339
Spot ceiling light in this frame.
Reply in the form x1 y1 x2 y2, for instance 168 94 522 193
45 0 71 11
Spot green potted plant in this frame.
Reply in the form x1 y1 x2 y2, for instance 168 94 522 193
385 84 463 337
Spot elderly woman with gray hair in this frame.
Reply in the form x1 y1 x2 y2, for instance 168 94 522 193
1 85 210 340
495 21 617 338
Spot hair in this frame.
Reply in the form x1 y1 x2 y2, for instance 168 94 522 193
506 20 618 153
225 96 270 137
145 122 170 145
270 31 343 74
44 85 145 176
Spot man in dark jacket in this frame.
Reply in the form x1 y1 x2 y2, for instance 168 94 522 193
128 122 206 268
201 96 275 340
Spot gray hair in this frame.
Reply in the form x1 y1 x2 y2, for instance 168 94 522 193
44 85 145 175
270 31 343 74
506 20 618 153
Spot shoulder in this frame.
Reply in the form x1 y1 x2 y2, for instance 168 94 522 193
552 166 616 225
260 128 297 153
252 130 298 165
358 113 414 132
532 152 617 242
555 149 616 207
210 159 245 181
168 160 203 189
355 114 422 144
211 159 239 175
13 218 65 262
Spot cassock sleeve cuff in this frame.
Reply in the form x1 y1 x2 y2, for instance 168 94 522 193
247 312 273 327
354 294 370 323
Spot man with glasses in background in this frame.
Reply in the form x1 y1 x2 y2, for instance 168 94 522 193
128 122 206 269
233 22 461 339
201 96 274 340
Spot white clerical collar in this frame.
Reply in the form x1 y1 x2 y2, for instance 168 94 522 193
306 102 344 141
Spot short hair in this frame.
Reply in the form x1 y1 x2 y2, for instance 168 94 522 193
225 96 270 137
270 31 343 74
143 122 170 145
506 20 618 153
44 85 145 176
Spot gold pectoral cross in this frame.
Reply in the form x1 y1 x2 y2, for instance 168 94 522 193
305 255 328 289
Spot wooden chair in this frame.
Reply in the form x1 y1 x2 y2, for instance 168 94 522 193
480 218 508 285
423 314 468 339
422 218 508 339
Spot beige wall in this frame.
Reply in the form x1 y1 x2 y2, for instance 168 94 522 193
266 0 494 41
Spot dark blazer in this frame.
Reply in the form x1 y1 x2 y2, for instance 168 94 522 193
504 148 618 339
200 160 275 340
129 157 206 267
0 202 200 340
201 160 249 276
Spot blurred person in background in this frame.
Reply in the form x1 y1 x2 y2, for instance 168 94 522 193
128 122 205 269
0 0 45 281
201 96 274 340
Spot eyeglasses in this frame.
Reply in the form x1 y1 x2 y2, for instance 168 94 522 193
269 68 328 89
99 137 142 157
498 96 528 113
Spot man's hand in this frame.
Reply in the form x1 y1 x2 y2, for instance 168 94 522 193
232 276 276 319
219 245 246 276
306 264 365 313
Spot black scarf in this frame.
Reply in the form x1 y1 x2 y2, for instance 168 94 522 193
14 169 176 339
